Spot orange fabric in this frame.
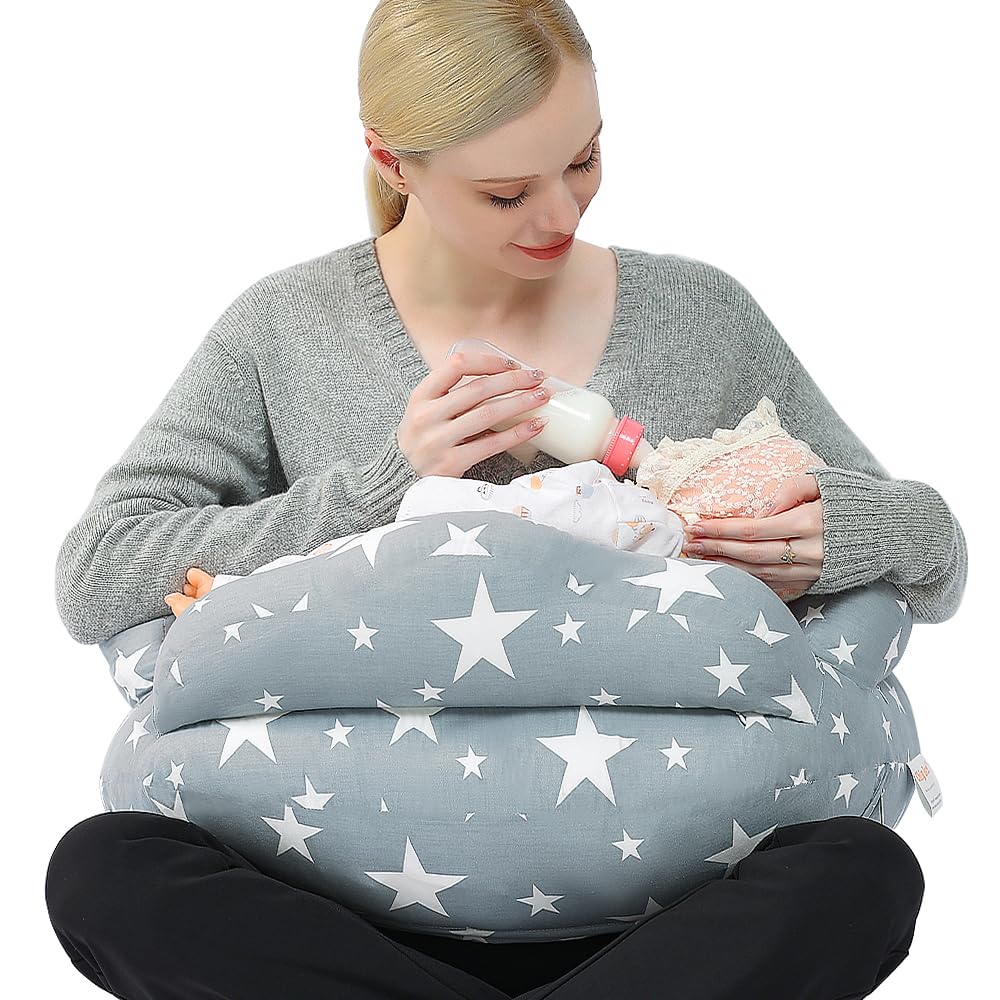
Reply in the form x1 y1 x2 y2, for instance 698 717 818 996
164 567 215 617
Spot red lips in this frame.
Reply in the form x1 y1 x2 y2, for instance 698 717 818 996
516 234 574 250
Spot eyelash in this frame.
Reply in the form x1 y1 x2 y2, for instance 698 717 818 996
488 146 601 211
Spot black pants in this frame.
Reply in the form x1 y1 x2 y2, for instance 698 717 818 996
44 810 923 1000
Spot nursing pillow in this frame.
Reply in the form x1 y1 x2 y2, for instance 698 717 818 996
96 510 922 942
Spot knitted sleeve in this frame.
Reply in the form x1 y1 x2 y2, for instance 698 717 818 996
54 329 421 646
726 276 968 625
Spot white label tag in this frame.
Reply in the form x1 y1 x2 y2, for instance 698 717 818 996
907 753 943 817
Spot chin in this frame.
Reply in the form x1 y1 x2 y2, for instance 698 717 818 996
506 251 575 280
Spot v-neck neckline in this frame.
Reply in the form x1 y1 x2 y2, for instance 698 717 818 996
349 235 643 397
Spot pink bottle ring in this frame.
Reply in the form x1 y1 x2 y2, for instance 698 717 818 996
602 417 646 477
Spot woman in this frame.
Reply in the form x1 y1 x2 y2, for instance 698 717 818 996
47 2 960 997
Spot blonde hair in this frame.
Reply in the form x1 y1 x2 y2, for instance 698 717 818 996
359 0 596 237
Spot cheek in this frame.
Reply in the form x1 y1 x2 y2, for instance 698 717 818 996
580 172 601 211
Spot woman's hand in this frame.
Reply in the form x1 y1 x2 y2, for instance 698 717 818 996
397 349 554 478
681 474 824 602
164 567 215 617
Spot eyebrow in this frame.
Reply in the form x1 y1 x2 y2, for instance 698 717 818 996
470 120 603 184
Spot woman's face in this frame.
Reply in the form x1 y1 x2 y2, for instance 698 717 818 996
367 60 603 279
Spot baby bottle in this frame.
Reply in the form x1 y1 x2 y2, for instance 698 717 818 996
445 337 655 476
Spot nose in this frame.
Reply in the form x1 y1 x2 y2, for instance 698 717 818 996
536 184 586 234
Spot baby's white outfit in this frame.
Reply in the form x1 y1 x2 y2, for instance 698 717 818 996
208 460 685 593
396 460 685 556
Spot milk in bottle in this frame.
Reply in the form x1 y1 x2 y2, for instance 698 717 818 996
446 337 654 476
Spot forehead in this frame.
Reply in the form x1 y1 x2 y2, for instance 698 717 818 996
434 117 602 184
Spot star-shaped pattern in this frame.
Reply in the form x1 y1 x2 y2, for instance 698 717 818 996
98 509 923 945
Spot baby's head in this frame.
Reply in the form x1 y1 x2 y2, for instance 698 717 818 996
636 397 827 523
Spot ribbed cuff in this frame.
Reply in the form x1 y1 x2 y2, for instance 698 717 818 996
803 466 901 595
356 428 423 529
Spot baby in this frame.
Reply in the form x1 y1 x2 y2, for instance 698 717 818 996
165 396 827 616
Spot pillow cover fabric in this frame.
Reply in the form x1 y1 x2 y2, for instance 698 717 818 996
97 510 922 942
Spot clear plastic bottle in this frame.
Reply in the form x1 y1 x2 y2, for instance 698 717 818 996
445 337 654 476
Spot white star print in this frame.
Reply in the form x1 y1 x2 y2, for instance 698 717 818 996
149 788 188 821
93 504 926 942
431 572 538 682
883 681 905 714
623 560 726 614
658 737 694 770
703 647 751 696
830 711 851 744
414 680 445 701
365 836 468 915
125 712 153 752
799 603 826 627
834 773 860 808
217 712 288 766
223 622 245 645
456 745 488 778
612 829 645 860
536 706 638 806
517 884 564 916
255 689 284 711
703 819 778 875
376 698 447 746
827 635 859 666
772 674 817 724
262 805 324 860
552 612 586 645
323 719 354 748
348 616 379 650
746 611 790 646
626 608 650 631
883 628 902 674
429 522 492 556
168 658 184 687
291 775 335 809
111 644 152 702
738 711 774 732
321 520 419 569
590 688 621 706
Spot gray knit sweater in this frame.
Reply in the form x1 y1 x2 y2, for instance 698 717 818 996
55 237 967 644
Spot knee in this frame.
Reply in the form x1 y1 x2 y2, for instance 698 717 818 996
45 811 166 933
822 816 925 917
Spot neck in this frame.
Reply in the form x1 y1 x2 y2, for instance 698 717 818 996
374 213 568 330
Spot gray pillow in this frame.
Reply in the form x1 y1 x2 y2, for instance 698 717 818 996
97 510 923 942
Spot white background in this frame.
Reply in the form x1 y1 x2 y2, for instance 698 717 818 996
5 1 995 996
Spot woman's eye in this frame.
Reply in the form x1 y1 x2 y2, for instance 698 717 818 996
488 146 601 211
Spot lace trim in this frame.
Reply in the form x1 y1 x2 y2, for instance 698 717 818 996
637 396 781 494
